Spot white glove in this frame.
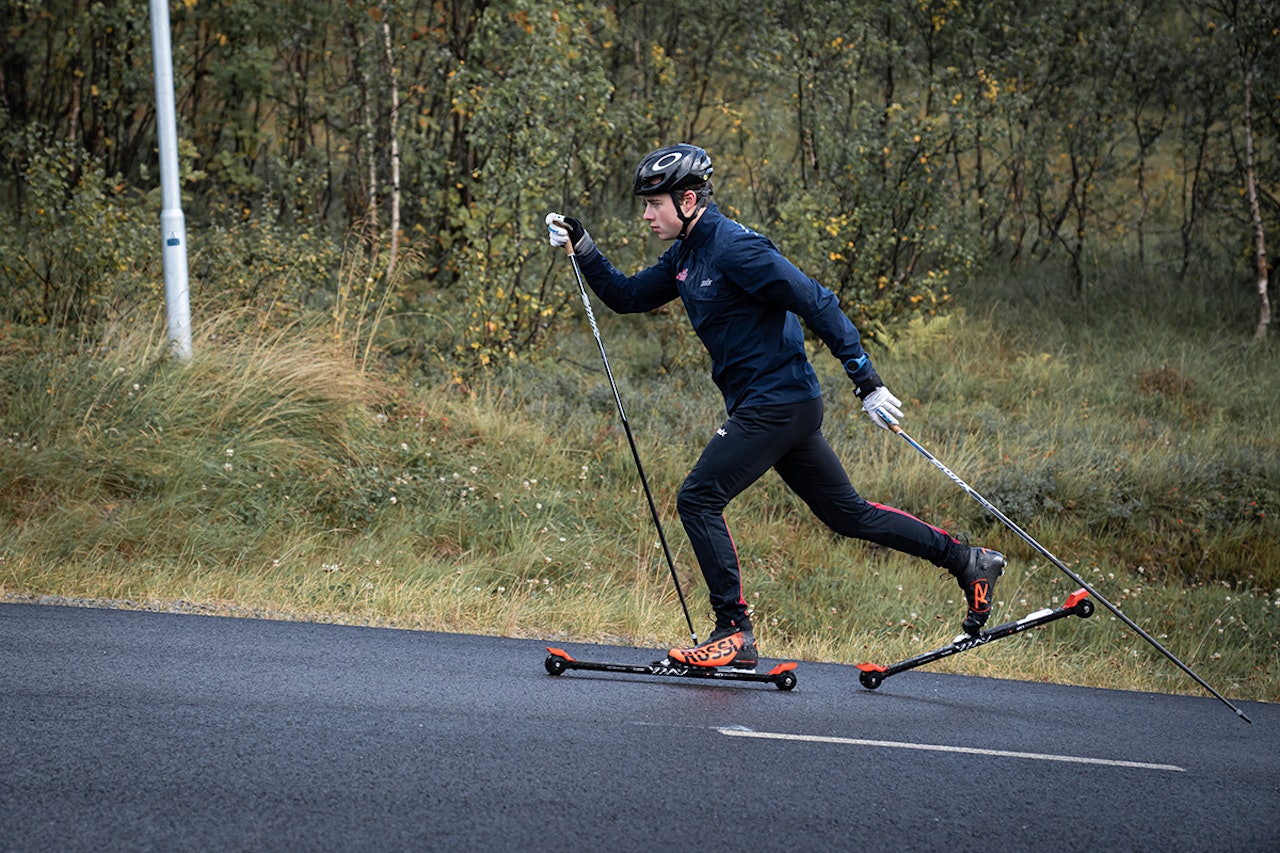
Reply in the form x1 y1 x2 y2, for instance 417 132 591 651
861 386 903 430
546 212 571 249
545 212 595 255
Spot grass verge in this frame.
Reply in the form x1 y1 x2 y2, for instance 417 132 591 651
2 271 1277 703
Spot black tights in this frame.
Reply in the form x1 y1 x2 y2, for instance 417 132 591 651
676 396 966 623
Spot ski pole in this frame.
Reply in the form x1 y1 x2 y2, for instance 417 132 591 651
561 236 698 645
879 412 1251 724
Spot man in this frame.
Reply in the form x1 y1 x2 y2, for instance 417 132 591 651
546 143 1004 671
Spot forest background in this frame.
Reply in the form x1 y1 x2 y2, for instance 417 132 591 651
2 0 1278 702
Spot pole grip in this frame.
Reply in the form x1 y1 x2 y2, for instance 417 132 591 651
876 407 903 435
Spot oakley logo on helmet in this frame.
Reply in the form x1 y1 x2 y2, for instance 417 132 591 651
653 152 683 170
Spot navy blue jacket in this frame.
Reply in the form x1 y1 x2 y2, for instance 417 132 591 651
575 202 877 414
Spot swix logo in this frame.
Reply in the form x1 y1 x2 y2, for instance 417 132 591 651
716 427 728 437
676 268 689 282
970 579 991 612
700 278 713 288
649 662 690 676
954 634 992 651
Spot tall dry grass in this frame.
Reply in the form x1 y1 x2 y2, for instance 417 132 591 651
2 263 1277 702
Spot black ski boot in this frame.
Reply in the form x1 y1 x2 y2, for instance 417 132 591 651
953 547 1006 636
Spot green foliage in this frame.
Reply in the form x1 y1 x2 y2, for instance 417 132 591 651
435 1 619 374
2 0 1276 356
761 1 980 334
0 132 156 329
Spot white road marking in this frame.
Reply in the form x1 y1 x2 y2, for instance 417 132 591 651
716 727 1185 772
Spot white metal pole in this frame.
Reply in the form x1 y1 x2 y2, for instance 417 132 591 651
149 0 192 360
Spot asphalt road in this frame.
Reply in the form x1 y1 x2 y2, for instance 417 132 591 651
2 603 1276 852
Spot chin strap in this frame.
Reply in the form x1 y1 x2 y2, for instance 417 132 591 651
672 190 709 240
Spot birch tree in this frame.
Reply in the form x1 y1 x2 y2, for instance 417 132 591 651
1184 0 1277 339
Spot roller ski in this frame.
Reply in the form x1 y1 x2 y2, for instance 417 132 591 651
544 648 797 690
545 627 797 691
855 588 1094 690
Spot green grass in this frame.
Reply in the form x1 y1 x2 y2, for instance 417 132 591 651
2 263 1278 703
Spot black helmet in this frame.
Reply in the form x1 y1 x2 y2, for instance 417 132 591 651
633 144 713 196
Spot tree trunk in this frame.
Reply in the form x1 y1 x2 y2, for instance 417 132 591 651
353 22 378 254
1242 66 1270 340
381 6 400 282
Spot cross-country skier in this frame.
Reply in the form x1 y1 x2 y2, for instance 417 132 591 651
546 143 1005 670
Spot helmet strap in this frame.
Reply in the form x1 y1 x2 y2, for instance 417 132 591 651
671 189 708 240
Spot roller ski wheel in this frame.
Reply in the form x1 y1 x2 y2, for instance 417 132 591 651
857 668 884 691
544 653 568 676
